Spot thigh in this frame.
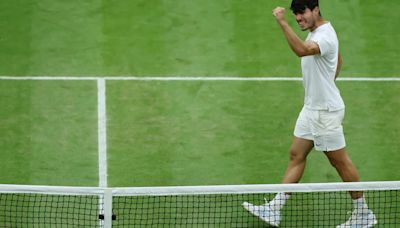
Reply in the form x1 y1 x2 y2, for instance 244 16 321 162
324 147 352 164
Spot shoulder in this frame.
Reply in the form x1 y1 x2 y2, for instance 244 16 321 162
310 23 338 56
316 23 338 40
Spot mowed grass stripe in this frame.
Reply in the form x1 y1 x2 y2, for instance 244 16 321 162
1 78 399 187
106 81 400 187
0 0 33 75
27 0 104 76
106 81 302 187
0 81 99 186
1 1 400 77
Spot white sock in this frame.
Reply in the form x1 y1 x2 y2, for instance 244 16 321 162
353 197 369 213
269 192 290 211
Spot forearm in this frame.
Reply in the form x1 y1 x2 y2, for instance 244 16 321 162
272 7 320 57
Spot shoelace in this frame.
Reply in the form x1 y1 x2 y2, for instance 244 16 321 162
263 198 274 209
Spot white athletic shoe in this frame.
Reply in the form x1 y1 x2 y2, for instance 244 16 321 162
242 200 281 227
336 209 377 228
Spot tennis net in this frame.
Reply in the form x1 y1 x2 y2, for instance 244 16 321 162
0 181 399 227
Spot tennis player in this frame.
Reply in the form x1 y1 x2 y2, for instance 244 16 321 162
243 0 377 227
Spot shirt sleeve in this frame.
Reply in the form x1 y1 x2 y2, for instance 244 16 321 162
311 33 334 57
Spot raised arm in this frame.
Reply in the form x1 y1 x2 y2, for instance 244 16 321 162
272 7 320 57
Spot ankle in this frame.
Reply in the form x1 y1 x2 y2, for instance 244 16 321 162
270 192 290 210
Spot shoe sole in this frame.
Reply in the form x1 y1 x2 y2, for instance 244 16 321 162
365 219 378 228
336 218 377 228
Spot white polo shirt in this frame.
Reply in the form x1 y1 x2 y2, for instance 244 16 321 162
301 22 345 111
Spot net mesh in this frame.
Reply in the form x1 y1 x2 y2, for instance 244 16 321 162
111 190 400 227
0 193 101 227
0 182 399 227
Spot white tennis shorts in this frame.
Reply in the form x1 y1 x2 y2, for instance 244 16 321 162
294 107 346 152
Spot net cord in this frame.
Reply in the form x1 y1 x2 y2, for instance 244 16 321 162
1 181 400 196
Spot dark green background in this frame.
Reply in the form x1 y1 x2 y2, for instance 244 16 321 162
0 0 399 187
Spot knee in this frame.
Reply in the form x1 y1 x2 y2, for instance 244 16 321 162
288 148 307 163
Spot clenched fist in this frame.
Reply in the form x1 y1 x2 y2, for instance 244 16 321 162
272 7 286 22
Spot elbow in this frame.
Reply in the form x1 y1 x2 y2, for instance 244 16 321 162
293 47 311 57
294 43 319 57
295 50 308 57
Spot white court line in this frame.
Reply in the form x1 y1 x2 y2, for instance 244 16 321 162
97 79 107 188
97 79 108 227
1 76 400 81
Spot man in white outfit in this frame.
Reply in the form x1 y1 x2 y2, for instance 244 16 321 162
242 0 377 227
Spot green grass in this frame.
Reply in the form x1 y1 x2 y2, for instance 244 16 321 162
107 81 304 186
0 81 98 186
106 81 400 187
303 82 400 183
0 0 399 188
0 0 399 226
341 82 400 181
1 0 399 76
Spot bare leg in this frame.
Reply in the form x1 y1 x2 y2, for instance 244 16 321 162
324 148 362 199
256 137 313 218
282 137 314 184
